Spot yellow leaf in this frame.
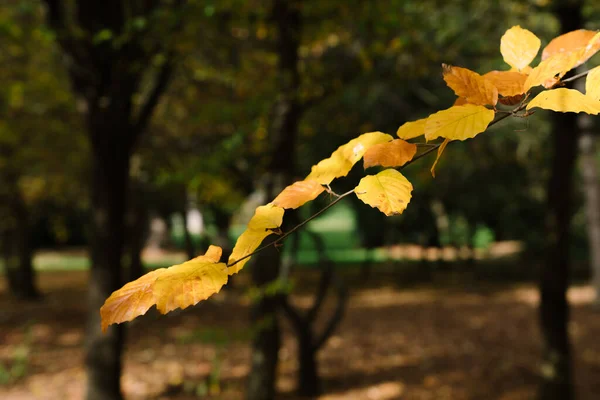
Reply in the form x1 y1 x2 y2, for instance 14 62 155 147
228 204 285 274
524 49 583 91
354 169 413 216
442 64 498 106
424 105 495 141
526 88 600 115
586 66 600 101
500 26 541 71
396 118 427 140
542 29 600 67
363 139 417 169
100 268 167 332
483 71 527 97
273 180 324 209
306 131 393 184
99 245 227 331
431 139 450 178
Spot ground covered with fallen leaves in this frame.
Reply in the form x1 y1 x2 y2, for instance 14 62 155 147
2 267 600 400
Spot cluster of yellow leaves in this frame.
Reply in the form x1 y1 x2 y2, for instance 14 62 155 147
100 25 600 332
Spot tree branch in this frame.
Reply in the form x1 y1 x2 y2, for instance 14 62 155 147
313 274 347 351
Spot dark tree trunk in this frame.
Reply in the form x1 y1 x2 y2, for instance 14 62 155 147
246 1 303 399
538 4 582 400
127 182 149 281
297 331 320 395
85 131 130 400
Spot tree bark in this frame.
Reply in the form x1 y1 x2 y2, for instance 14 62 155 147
538 4 582 400
246 1 303 399
577 108 600 303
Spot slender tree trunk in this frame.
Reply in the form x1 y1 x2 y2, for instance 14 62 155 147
247 1 302 399
127 182 149 281
297 331 320 395
577 111 600 303
538 4 582 400
85 128 130 400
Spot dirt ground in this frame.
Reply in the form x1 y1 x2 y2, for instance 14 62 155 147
2 269 600 400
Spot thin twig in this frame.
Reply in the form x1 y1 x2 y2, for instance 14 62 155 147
226 189 355 269
561 69 590 84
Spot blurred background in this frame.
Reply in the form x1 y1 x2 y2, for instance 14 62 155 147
1 0 600 399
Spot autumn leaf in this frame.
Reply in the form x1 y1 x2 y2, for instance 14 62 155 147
306 131 393 184
100 245 227 332
542 29 600 68
100 268 167 332
424 105 495 141
154 259 228 314
500 26 541 71
523 50 583 91
483 71 527 97
442 64 498 106
396 118 427 140
586 66 600 101
354 169 413 216
431 139 450 178
454 98 468 106
273 180 325 209
363 139 417 169
526 88 600 115
228 204 285 274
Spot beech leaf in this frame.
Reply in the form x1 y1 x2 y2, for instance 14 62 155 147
354 169 413 216
483 71 527 97
396 118 427 140
273 180 325 209
228 204 285 274
431 139 450 178
424 105 495 141
100 245 227 332
500 26 541 71
442 64 498 106
542 29 600 68
306 131 393 184
363 139 417 169
586 66 600 101
526 88 600 115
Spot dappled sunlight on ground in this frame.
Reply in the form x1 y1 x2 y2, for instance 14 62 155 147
1 270 600 399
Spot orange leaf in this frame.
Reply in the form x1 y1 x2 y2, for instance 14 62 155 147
100 268 167 332
542 29 600 67
524 49 584 91
273 180 325 209
363 139 417 169
442 64 498 106
483 71 527 97
431 139 450 178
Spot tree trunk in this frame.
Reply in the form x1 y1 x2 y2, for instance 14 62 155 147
578 110 600 303
538 4 582 400
297 332 320 396
127 182 149 281
247 246 282 400
85 137 130 400
247 1 302 399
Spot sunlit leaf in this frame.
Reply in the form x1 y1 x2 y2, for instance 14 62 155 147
500 26 541 71
586 66 600 101
431 139 450 178
354 169 413 216
453 98 468 106
273 180 325 209
100 245 227 331
100 268 167 332
396 118 427 140
542 29 600 68
306 131 393 184
483 71 527 97
228 204 285 274
442 64 498 106
363 139 417 169
154 259 228 314
524 50 583 91
526 88 600 115
424 105 495 141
